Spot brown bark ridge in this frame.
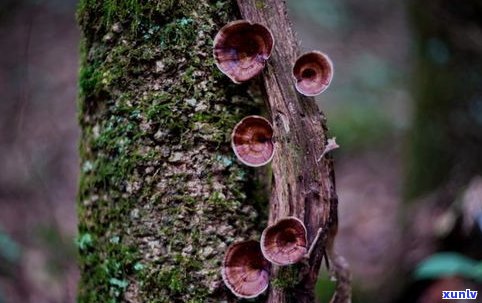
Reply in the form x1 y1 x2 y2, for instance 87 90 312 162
236 1 350 302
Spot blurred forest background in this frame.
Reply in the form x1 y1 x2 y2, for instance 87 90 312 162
1 0 481 302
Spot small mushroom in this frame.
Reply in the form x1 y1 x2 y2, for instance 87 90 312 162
292 51 333 96
231 115 274 167
260 217 308 266
222 240 270 298
213 20 274 83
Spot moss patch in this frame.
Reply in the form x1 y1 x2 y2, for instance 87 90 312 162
271 265 302 290
77 0 266 302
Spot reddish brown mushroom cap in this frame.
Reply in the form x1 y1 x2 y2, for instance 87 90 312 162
213 20 274 83
260 217 308 266
231 115 274 167
222 240 270 298
293 51 333 96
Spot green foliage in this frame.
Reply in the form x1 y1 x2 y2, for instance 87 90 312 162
414 252 482 282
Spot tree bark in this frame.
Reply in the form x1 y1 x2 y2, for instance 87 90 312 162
76 1 267 302
77 0 346 302
236 1 343 303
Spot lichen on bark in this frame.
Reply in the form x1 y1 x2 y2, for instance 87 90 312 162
76 1 267 302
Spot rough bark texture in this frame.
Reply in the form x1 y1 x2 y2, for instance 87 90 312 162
77 0 346 302
236 1 342 303
76 1 268 302
406 0 482 199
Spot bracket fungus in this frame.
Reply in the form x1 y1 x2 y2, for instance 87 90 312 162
292 51 333 96
222 240 271 299
260 217 308 266
231 115 274 167
213 20 274 83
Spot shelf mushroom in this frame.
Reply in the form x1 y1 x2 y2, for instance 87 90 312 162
260 217 308 266
292 51 333 96
222 240 271 298
231 115 275 167
213 20 274 83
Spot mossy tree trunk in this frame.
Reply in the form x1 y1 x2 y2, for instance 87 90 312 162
406 0 482 199
76 1 268 302
77 0 346 302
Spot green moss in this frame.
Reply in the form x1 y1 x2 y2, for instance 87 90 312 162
79 64 103 98
77 0 266 301
104 0 142 29
158 17 197 49
271 265 301 290
207 191 241 212
77 0 142 32
77 231 141 303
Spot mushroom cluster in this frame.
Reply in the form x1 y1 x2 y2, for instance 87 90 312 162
213 20 334 167
213 20 333 96
213 19 335 299
222 217 315 298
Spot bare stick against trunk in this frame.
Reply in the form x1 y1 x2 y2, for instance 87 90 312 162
236 1 350 302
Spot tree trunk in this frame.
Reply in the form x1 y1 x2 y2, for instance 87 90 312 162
76 1 267 302
236 1 342 302
77 0 346 302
